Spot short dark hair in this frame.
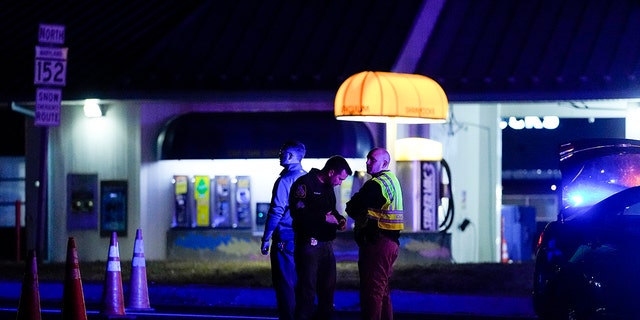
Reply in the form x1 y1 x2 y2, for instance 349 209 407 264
322 155 353 176
281 140 306 160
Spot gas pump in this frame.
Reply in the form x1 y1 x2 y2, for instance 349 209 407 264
395 138 454 232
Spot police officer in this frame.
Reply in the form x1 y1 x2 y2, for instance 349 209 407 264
346 148 404 320
290 155 352 320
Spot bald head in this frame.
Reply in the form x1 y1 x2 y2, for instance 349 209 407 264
366 148 390 175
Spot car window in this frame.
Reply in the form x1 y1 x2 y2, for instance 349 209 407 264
561 150 640 210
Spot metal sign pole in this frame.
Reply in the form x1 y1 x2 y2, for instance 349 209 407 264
36 126 48 261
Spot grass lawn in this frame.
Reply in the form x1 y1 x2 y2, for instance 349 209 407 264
0 259 534 298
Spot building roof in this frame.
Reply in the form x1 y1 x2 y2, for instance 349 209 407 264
2 0 640 104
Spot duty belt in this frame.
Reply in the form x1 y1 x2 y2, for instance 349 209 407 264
306 237 331 246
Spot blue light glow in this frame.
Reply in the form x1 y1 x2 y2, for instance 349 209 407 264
569 194 584 206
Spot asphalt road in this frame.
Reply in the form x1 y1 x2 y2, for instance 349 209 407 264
0 280 537 319
1 306 537 320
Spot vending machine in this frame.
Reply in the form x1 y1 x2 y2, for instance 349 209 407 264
172 175 191 228
211 175 232 228
233 176 252 228
193 175 210 227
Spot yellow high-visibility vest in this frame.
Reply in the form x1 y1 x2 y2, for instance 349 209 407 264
366 171 404 231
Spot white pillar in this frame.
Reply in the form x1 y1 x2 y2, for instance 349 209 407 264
386 118 398 173
626 103 640 140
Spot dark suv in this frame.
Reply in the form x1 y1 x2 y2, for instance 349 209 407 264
533 139 640 319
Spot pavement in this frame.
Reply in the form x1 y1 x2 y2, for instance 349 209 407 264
0 280 536 319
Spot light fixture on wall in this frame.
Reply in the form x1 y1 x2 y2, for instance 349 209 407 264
83 99 104 117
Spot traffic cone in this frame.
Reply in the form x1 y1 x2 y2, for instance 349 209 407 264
61 237 88 320
500 215 510 263
127 229 153 312
501 238 510 263
101 232 127 318
16 249 41 320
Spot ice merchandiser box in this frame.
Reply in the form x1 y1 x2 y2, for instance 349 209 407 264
395 138 445 232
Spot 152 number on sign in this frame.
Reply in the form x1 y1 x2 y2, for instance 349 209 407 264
34 59 67 86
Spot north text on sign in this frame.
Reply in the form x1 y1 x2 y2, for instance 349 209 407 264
38 24 65 44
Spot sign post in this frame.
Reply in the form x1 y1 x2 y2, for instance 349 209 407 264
34 23 67 261
34 23 67 127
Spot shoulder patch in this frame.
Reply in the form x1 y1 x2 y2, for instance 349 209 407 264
295 184 307 198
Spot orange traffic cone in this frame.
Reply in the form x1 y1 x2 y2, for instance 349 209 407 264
61 237 88 320
500 216 510 263
127 229 153 311
501 238 510 263
16 249 41 320
101 232 127 317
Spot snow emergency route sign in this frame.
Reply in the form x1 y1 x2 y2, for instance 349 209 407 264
35 23 66 127
35 88 62 126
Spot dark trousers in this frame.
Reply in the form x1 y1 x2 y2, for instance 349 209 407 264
294 241 336 320
358 235 399 320
270 240 296 320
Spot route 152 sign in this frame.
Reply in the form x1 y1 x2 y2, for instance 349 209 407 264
34 45 68 86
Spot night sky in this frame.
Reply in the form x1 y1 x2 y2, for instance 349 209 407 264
502 118 626 171
0 109 25 156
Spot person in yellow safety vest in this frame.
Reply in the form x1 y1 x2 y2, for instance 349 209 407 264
346 147 404 320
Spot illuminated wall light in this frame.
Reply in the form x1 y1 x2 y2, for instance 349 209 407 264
83 99 103 117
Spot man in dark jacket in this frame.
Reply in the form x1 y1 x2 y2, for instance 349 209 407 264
260 140 307 320
346 148 404 320
290 155 352 320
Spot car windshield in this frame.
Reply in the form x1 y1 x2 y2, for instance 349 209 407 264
559 140 640 216
562 153 640 209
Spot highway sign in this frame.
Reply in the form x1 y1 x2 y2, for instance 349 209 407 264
35 87 62 126
34 46 68 86
38 24 65 45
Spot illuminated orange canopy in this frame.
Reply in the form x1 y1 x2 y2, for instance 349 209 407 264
334 71 448 124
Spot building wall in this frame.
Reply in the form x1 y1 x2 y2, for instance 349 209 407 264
430 103 501 262
48 102 141 262
41 97 501 263
137 98 350 260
